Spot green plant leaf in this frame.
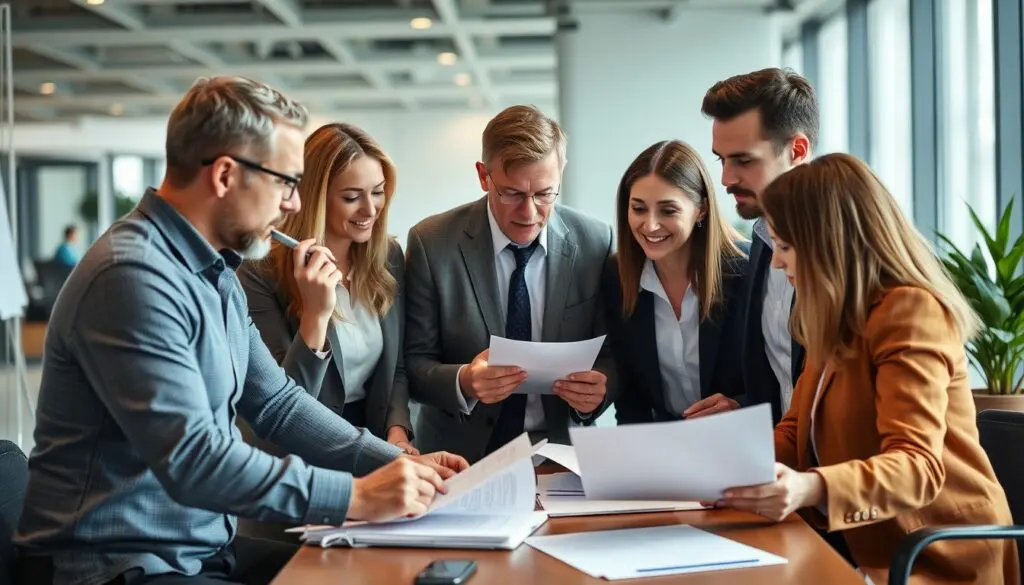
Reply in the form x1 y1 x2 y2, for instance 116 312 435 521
968 203 1003 262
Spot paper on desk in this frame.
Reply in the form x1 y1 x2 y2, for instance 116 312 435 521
428 433 545 515
526 524 787 579
535 442 581 475
537 473 705 517
488 335 606 395
569 403 776 502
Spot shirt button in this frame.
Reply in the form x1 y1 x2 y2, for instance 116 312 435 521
854 511 862 522
870 508 878 520
323 516 330 523
845 513 853 523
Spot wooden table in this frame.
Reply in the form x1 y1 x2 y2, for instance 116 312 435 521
272 503 865 584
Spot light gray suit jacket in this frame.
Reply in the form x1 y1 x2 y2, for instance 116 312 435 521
405 196 617 463
237 238 413 442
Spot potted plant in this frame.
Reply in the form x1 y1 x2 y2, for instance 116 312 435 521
938 198 1024 413
78 189 138 225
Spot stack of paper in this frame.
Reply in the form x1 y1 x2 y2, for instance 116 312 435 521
534 468 704 518
526 524 787 579
298 434 549 550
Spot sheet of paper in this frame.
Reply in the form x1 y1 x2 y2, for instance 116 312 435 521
568 403 776 502
488 335 606 395
432 457 536 516
537 472 583 495
526 524 786 579
535 442 581 475
427 433 544 515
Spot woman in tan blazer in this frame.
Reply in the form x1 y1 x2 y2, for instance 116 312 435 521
718 153 1019 584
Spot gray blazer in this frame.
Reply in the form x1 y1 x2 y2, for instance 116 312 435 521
237 238 413 441
405 196 617 463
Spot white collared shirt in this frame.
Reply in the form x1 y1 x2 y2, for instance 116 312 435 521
756 221 796 414
455 202 549 432
332 283 383 404
640 260 701 414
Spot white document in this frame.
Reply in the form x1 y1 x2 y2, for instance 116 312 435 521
0 182 27 320
537 473 705 517
569 403 776 502
305 512 550 550
297 433 549 550
535 442 581 475
526 524 787 579
488 335 606 395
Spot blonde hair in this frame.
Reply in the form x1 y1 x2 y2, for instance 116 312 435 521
616 140 745 320
481 105 567 172
266 123 398 319
165 76 308 188
762 153 979 370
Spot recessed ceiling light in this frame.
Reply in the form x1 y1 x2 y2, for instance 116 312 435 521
86 0 105 5
109 103 124 116
410 17 432 30
454 73 472 86
437 52 457 66
39 82 56 95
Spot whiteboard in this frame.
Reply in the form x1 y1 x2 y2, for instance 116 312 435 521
0 180 27 319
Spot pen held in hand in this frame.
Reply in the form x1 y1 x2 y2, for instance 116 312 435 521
270 228 314 262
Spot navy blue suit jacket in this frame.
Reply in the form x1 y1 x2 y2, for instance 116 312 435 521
601 250 748 424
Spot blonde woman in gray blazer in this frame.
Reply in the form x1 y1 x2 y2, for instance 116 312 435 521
237 124 416 540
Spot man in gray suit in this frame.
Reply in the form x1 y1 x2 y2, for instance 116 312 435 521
405 105 616 463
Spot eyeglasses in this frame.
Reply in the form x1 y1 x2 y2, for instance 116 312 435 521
202 154 301 201
488 173 559 207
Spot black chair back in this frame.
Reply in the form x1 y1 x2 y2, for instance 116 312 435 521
978 409 1024 571
0 440 28 585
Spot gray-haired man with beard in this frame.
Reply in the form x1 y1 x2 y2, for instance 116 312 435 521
14 76 467 585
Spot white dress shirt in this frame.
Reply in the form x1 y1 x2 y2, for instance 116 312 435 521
332 283 384 404
455 203 548 432
639 260 701 415
755 221 796 414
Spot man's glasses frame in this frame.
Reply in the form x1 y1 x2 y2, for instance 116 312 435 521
487 172 560 207
202 154 301 201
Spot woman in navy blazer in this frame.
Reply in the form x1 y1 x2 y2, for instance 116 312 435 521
603 140 748 424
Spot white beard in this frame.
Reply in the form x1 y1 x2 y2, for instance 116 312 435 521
238 234 271 260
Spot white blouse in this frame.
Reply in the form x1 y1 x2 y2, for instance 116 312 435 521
332 284 383 404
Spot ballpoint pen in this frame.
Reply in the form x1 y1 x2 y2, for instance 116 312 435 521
270 228 315 262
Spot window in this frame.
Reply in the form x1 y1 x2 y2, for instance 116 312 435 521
938 0 996 251
816 14 849 155
868 0 914 215
112 155 145 200
782 41 803 75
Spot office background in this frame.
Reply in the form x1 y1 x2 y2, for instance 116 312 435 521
2 0 1023 445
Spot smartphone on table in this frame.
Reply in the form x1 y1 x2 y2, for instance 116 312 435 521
413 559 477 585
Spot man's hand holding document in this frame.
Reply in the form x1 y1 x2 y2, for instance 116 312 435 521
487 334 606 397
297 434 549 550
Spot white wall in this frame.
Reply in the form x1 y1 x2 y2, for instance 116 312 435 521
12 109 514 249
557 9 783 227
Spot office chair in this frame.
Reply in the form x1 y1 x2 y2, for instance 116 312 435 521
0 441 28 585
889 409 1024 585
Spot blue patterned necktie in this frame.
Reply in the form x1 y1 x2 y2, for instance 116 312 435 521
485 238 540 454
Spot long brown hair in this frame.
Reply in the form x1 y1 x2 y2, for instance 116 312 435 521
762 153 979 370
267 122 398 319
616 140 744 320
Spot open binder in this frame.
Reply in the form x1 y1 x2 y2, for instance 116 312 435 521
297 434 549 550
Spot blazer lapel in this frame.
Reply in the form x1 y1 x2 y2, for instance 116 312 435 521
698 315 721 399
326 321 347 401
796 362 837 468
542 213 576 342
629 292 663 406
458 200 504 336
